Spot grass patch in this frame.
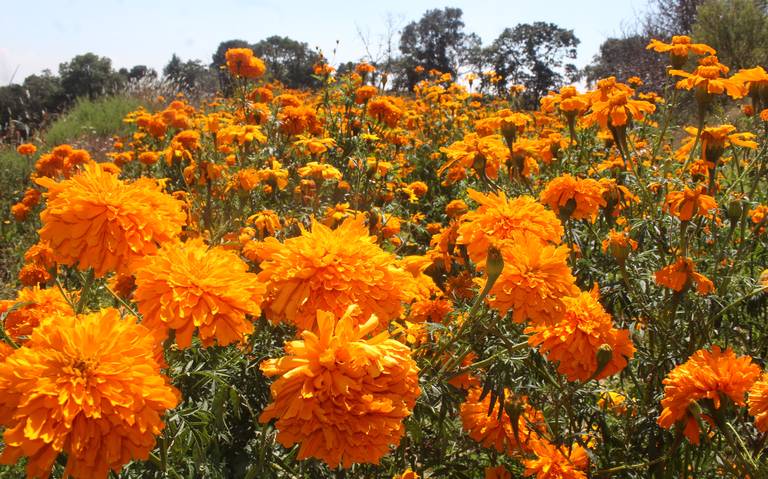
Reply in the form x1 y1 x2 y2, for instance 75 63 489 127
0 146 35 298
44 95 144 147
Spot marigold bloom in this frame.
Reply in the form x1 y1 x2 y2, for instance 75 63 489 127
748 373 768 432
457 189 563 266
655 256 714 295
601 229 638 264
485 466 512 479
526 290 635 382
297 161 343 182
584 91 655 128
355 85 378 104
658 346 760 444
460 387 544 455
523 438 589 479
674 125 757 165
445 199 468 218
670 55 745 99
133 238 264 348
483 242 578 325
280 105 322 136
0 287 72 344
0 308 179 478
259 306 420 469
647 36 716 68
540 174 607 222
664 186 717 221
730 66 768 108
438 133 509 181
225 48 266 78
253 216 414 331
367 96 403 127
16 143 36 156
36 163 186 277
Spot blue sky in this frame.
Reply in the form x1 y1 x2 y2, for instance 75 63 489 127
1 0 647 84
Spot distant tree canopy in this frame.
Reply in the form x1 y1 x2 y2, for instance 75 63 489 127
164 54 217 95
484 22 579 106
584 35 667 89
692 0 768 69
397 7 473 90
59 53 123 100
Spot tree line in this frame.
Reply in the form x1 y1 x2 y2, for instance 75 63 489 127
2 0 767 140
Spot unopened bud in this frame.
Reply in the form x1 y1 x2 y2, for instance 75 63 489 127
594 344 614 378
486 245 505 283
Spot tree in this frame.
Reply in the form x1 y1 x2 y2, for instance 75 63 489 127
485 23 579 106
164 54 217 95
211 39 251 94
584 35 668 90
692 0 768 69
397 7 472 90
58 53 122 100
251 36 320 89
643 0 705 36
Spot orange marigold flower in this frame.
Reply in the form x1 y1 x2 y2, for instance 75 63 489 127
16 143 36 156
368 96 403 127
259 306 420 469
0 287 72 344
393 469 419 479
601 229 638 264
485 466 512 479
133 238 265 348
460 387 544 455
665 186 717 221
647 36 716 68
526 290 635 382
654 256 714 295
253 216 415 331
583 91 655 128
457 189 563 266
445 199 468 218
483 242 578 325
523 437 589 479
9 203 29 222
36 163 185 277
748 373 768 432
225 47 266 78
674 125 757 164
18 264 51 287
658 346 760 444
438 133 509 181
355 85 378 104
279 105 322 136
0 308 179 478
540 174 607 222
670 55 745 99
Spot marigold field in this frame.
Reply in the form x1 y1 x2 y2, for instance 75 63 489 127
2 38 768 478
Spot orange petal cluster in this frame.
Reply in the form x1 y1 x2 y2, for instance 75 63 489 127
459 387 544 455
540 174 607 222
0 308 179 478
36 162 186 277
658 346 760 444
523 438 589 479
457 188 563 266
253 216 414 332
0 287 72 344
133 238 265 348
525 290 635 382
483 242 578 324
748 373 768 432
259 306 420 469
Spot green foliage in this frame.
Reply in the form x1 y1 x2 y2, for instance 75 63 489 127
693 0 768 69
58 53 124 101
397 7 472 90
584 35 668 89
484 22 580 105
163 54 218 96
0 147 34 299
43 95 144 147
